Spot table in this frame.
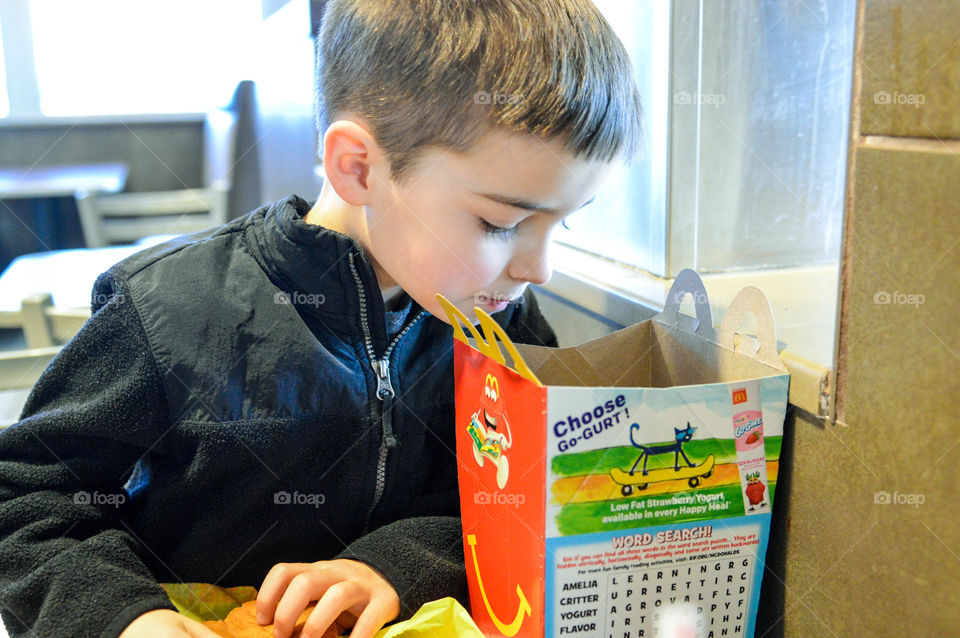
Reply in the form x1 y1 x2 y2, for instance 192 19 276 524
0 163 128 198
0 163 129 271
0 243 151 316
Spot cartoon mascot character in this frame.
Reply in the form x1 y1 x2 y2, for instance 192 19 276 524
467 373 513 488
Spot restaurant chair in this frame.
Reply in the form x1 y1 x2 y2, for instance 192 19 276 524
75 80 260 248
75 110 235 247
0 294 84 428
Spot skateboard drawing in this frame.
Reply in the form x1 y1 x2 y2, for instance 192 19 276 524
609 422 714 495
467 373 512 489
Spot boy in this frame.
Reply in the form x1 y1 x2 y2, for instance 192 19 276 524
0 0 642 636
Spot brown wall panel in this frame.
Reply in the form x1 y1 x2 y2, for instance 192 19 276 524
860 0 960 139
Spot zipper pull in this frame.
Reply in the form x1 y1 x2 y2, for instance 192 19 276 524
372 358 398 448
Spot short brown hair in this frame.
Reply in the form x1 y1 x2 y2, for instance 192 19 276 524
315 0 643 180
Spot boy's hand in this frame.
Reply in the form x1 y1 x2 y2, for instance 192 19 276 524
256 558 401 638
118 609 223 637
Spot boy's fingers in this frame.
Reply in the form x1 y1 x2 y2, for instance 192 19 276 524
256 562 312 624
273 571 360 638
298 582 367 638
346 596 398 638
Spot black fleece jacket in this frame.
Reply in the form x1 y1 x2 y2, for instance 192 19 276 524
0 196 558 637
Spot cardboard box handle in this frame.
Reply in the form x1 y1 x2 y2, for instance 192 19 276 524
719 286 783 369
656 268 716 339
435 293 544 387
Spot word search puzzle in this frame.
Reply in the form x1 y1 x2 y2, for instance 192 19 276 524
548 519 765 637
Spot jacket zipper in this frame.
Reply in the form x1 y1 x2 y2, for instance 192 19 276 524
348 252 426 532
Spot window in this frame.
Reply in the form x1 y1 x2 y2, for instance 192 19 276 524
559 0 855 277
28 0 262 116
557 0 669 277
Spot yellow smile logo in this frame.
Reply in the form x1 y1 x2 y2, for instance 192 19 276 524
466 534 531 636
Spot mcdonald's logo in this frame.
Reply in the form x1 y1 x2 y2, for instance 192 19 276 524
485 374 500 395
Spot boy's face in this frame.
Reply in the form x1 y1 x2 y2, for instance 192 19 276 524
363 128 614 323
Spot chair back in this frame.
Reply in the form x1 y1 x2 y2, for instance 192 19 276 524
76 81 259 247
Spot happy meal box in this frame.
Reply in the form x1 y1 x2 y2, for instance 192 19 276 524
438 269 790 638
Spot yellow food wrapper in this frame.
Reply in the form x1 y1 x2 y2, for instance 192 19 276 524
162 583 482 637
376 597 483 638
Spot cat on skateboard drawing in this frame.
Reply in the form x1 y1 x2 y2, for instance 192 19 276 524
609 422 715 495
466 373 512 489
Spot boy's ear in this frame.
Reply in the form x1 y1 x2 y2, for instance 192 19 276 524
321 119 381 206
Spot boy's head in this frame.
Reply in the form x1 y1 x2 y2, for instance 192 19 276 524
311 0 643 322
316 0 643 181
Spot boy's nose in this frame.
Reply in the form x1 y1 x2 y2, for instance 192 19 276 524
508 241 552 286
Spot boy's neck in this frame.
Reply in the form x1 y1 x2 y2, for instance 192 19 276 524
304 177 399 296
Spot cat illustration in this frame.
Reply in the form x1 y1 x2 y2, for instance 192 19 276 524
627 422 697 476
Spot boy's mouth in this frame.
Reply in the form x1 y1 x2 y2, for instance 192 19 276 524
482 298 512 312
473 290 523 313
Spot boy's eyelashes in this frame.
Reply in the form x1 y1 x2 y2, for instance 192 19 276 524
479 218 520 239
478 215 573 238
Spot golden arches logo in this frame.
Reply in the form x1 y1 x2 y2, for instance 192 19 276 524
467 534 531 636
485 373 500 396
436 294 542 387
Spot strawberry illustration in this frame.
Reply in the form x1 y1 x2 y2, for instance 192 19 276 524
745 431 761 445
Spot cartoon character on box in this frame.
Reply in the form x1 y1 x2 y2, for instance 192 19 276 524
467 373 512 489
745 471 767 510
609 422 715 495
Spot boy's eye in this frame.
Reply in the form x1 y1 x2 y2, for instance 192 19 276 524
479 218 520 239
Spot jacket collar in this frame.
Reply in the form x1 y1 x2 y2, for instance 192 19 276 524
247 195 417 348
